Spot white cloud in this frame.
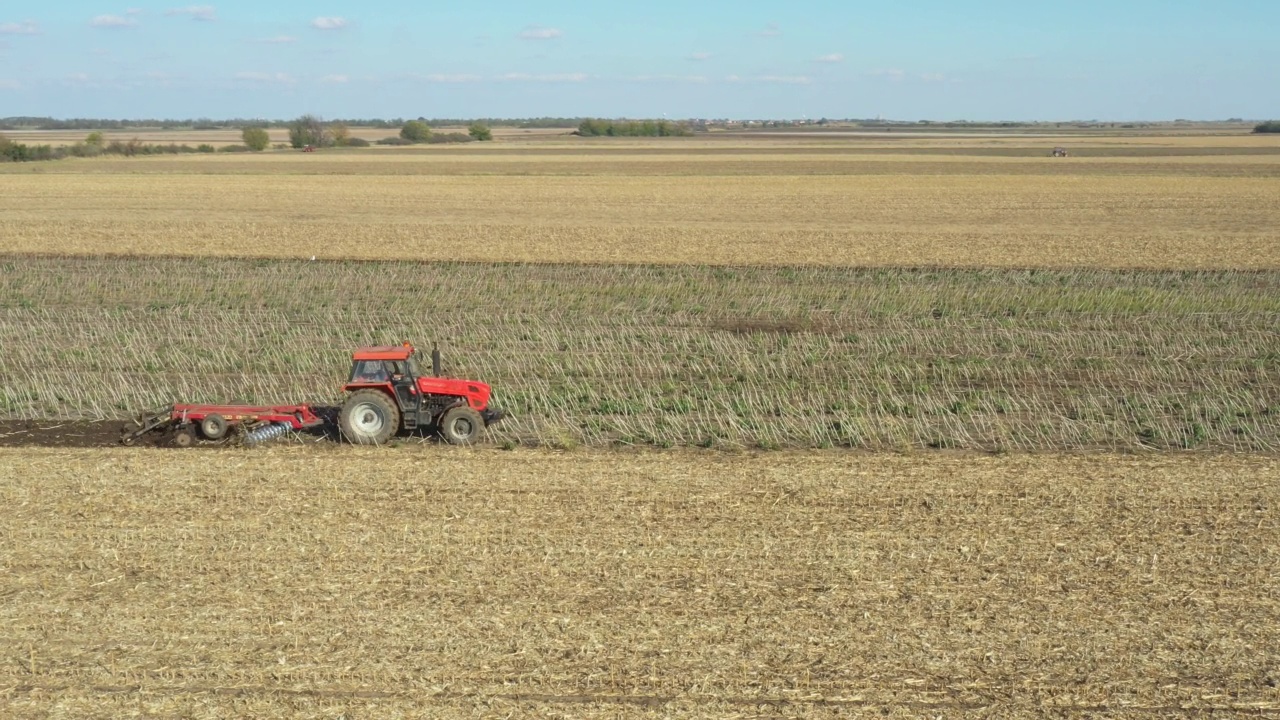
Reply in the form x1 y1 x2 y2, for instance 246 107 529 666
320 74 349 84
0 79 22 89
235 71 295 84
145 71 184 86
256 35 297 44
756 75 812 85
757 22 782 37
0 20 40 35
311 16 348 30
126 8 143 14
499 72 587 82
66 72 91 83
412 73 483 83
724 74 811 85
920 72 946 82
867 68 906 81
814 53 843 63
166 6 217 21
632 74 709 84
518 26 562 40
91 15 138 28
688 52 712 61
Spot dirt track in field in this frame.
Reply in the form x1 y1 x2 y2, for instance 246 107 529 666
0 420 131 448
0 416 429 449
0 419 331 448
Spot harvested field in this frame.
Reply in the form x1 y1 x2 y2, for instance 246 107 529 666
2 257 1277 452
2 136 1278 268
1 130 1278 720
1 448 1277 717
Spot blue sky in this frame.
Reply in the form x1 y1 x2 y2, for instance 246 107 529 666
0 0 1275 120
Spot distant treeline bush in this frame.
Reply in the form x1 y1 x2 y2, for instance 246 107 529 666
576 119 693 137
0 134 248 162
376 133 474 146
1255 121 1280 134
0 116 581 131
0 117 275 131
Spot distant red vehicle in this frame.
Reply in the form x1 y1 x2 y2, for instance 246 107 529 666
121 342 504 447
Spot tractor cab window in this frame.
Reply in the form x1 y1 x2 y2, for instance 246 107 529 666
352 360 389 383
405 357 420 378
387 360 408 377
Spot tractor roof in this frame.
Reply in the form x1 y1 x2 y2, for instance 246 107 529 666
352 345 413 361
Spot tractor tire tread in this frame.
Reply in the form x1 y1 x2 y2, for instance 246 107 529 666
340 389 400 445
440 405 485 445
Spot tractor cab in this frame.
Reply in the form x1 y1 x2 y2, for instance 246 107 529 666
340 343 503 445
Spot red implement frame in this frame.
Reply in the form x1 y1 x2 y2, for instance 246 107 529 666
169 403 324 429
121 403 324 445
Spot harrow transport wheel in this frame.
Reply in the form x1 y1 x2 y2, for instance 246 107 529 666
340 390 400 445
200 413 228 440
171 426 196 448
440 406 484 445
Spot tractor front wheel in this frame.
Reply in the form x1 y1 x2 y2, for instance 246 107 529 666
439 406 484 445
340 390 400 445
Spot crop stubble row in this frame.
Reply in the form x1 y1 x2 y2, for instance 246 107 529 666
1 258 1276 452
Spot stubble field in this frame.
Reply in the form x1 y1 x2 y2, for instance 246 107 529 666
2 135 1279 268
1 258 1277 453
3 449 1279 718
1 130 1278 716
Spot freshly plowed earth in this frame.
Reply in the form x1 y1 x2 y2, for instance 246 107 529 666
0 416 430 449
0 420 132 448
1 448 1277 718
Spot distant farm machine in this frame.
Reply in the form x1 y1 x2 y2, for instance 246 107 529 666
121 343 504 447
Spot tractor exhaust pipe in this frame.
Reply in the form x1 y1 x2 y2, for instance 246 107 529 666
432 342 442 377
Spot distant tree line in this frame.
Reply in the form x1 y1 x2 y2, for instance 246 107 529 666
0 132 254 162
0 114 495 162
576 118 693 137
0 117 274 131
283 115 491 148
7 116 1275 133
0 116 580 131
1255 121 1280 134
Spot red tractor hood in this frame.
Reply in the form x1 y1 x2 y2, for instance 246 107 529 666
418 376 492 410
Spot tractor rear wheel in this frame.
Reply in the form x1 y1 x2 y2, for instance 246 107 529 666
439 406 484 445
340 390 400 445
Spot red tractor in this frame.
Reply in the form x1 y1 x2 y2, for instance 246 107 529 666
340 342 503 445
121 342 503 446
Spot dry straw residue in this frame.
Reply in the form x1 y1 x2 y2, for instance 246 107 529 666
1 448 1277 716
1 258 1277 452
1 139 1278 268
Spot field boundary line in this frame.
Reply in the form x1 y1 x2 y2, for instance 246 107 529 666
4 682 1279 714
